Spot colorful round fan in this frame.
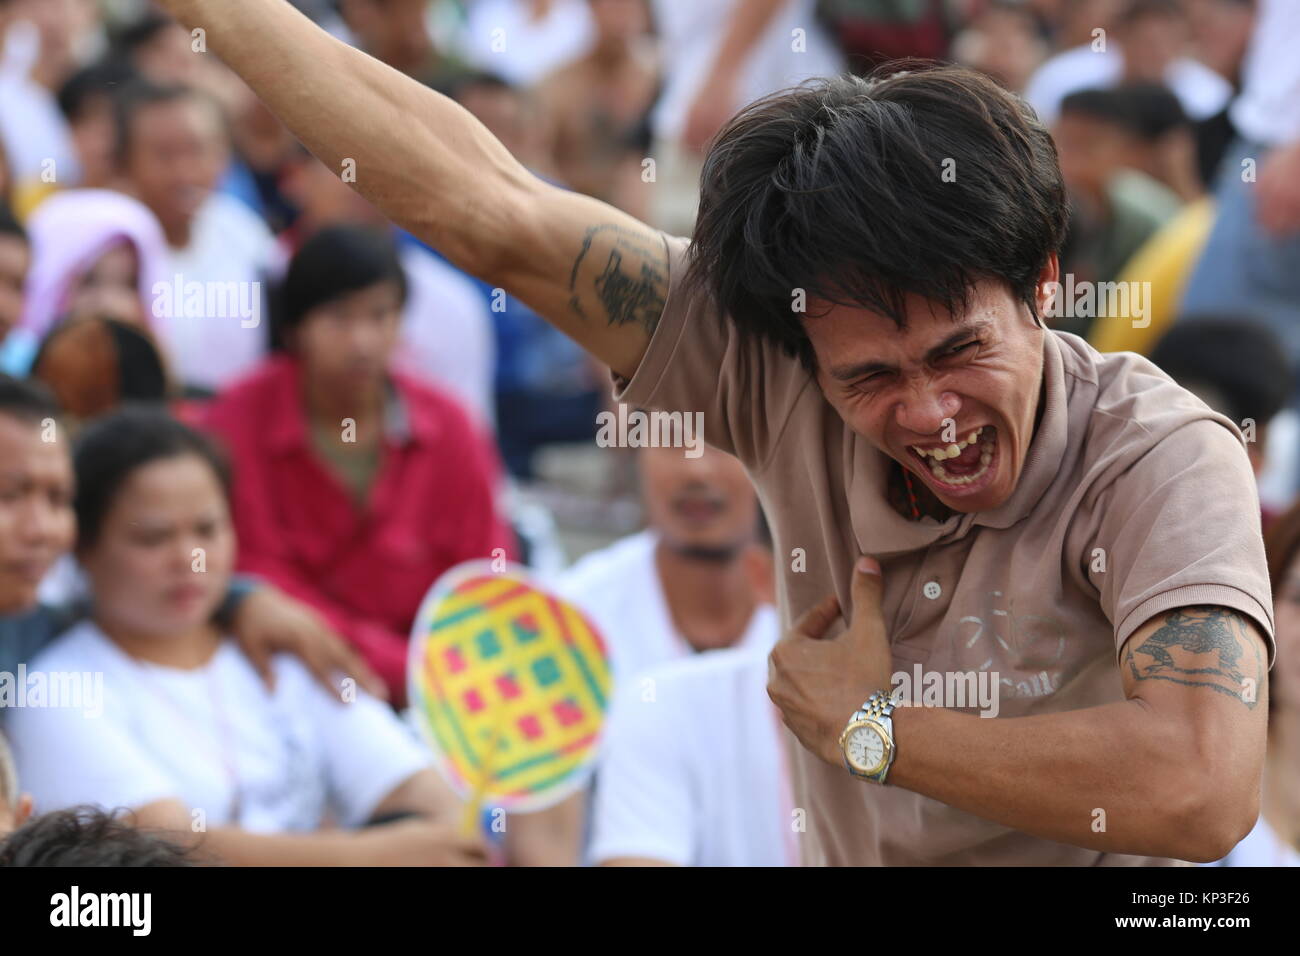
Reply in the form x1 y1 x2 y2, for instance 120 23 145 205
407 560 612 828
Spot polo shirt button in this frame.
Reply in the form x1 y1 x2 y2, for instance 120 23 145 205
923 581 942 600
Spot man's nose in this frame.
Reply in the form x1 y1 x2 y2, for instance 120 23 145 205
895 386 961 437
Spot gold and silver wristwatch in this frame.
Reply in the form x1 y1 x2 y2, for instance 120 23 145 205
839 691 897 784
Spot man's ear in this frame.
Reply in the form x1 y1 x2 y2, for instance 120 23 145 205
1032 253 1061 328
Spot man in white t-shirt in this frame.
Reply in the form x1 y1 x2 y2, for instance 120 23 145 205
115 82 277 392
589 515 796 867
504 443 771 864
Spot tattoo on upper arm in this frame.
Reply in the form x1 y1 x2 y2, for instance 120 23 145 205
568 224 668 334
1124 607 1265 707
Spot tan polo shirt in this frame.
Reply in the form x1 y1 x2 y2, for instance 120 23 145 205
613 234 1276 866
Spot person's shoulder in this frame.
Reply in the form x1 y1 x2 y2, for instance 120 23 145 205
204 357 296 422
1059 333 1245 467
392 370 485 447
630 645 769 711
1025 44 1113 102
24 618 120 674
557 530 658 596
202 191 275 240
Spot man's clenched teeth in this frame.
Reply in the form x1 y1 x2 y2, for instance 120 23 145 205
911 427 985 461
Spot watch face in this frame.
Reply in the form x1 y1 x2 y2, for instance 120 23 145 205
845 723 887 774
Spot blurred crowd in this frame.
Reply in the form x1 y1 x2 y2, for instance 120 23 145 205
0 0 1298 867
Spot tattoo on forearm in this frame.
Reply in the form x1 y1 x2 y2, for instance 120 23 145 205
1124 607 1265 707
568 224 667 334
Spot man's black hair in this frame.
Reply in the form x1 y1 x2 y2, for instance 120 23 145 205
0 807 195 867
1149 318 1294 428
273 225 409 350
689 64 1068 371
73 407 232 550
0 374 58 425
57 58 141 123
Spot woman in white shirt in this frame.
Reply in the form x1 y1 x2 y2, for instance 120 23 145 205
8 407 482 865
1217 500 1300 866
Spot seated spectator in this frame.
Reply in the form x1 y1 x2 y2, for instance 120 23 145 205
589 510 795 867
56 59 140 193
0 0 86 192
508 443 774 865
1025 0 1233 126
277 148 496 427
1054 87 1184 335
534 0 659 207
1108 82 1204 201
0 188 168 377
0 373 384 727
951 0 1048 94
114 80 277 393
1146 317 1294 525
0 731 32 838
10 58 141 218
0 806 193 867
0 205 28 353
1215 498 1300 865
7 408 485 866
1070 83 1208 349
31 315 170 429
815 0 957 75
1183 0 1256 189
203 227 514 704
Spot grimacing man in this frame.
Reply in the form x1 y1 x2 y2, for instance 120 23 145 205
157 0 1273 865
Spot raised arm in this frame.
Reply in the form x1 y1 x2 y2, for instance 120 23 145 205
160 0 668 380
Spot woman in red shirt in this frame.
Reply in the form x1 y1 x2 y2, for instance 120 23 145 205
204 226 514 704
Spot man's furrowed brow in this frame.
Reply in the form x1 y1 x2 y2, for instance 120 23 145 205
828 319 993 382
829 357 892 382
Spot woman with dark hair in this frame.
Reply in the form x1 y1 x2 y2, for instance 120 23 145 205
1216 499 1300 864
203 225 514 704
7 408 484 866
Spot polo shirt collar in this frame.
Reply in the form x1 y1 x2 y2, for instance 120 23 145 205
850 331 1068 558
264 357 418 452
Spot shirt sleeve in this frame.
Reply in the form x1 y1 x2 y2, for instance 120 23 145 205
587 678 695 867
298 669 431 827
7 677 179 816
610 233 815 471
1086 417 1276 663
